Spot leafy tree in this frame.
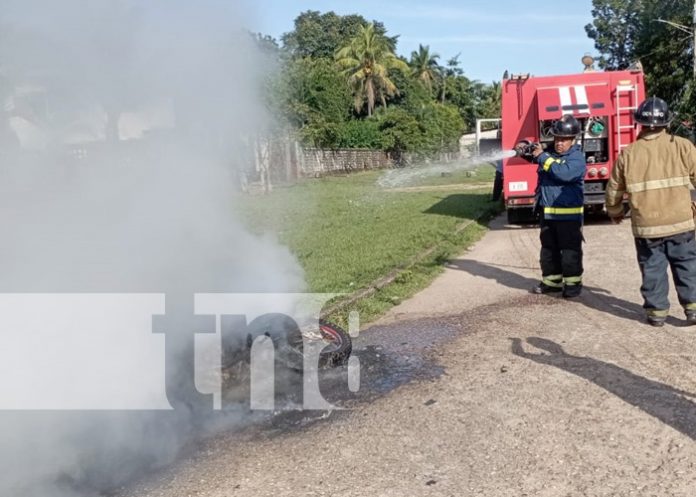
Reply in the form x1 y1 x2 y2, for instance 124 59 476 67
439 53 462 103
263 10 494 151
586 0 696 135
418 102 466 154
443 76 480 130
269 56 353 145
475 81 502 124
335 119 382 148
374 101 464 157
409 44 440 93
585 0 693 97
634 1 693 107
585 0 643 69
252 32 282 59
387 66 434 113
376 107 423 154
335 23 409 117
281 11 396 59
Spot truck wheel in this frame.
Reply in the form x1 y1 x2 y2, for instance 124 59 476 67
506 208 519 224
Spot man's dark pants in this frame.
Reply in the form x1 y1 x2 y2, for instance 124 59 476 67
540 216 583 288
635 231 696 312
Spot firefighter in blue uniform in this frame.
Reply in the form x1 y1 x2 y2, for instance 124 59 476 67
516 114 586 298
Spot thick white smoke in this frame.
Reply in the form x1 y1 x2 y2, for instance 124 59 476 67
0 1 304 495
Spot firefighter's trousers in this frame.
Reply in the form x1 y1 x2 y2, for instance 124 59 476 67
634 231 696 311
539 217 583 288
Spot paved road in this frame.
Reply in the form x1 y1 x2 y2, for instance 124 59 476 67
125 217 696 497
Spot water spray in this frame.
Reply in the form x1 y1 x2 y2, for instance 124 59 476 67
377 149 517 189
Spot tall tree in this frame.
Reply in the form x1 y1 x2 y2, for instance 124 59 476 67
585 0 643 70
268 56 353 146
440 53 462 103
281 11 397 60
252 32 282 57
443 74 477 130
335 23 408 117
634 0 693 106
586 0 696 133
409 44 440 92
476 81 502 123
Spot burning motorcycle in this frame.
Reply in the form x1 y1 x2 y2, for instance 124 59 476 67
221 315 353 372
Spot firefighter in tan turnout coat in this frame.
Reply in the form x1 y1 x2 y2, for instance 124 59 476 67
606 97 696 327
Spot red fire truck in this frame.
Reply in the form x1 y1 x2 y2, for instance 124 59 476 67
501 65 645 223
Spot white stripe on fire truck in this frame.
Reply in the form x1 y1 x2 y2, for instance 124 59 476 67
573 85 589 112
558 86 572 111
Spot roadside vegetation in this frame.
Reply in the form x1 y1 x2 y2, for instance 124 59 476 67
250 11 504 321
235 167 501 323
257 10 502 160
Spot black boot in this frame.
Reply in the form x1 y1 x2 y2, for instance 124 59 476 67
562 284 582 299
646 310 668 327
531 282 563 294
647 316 666 327
685 309 696 325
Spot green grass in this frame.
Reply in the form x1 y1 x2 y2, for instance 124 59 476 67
234 167 501 324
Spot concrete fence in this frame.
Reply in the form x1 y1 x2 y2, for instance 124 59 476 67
299 148 393 176
61 137 464 193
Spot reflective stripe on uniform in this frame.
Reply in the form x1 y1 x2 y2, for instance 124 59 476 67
564 276 582 285
544 206 584 215
542 157 558 172
633 218 696 237
685 303 696 310
626 176 691 193
647 309 669 317
542 276 563 287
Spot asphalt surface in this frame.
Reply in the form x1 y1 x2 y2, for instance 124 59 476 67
122 216 696 497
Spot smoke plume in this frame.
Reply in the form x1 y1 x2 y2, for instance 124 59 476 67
0 1 303 495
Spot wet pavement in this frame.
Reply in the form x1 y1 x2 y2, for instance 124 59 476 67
118 216 696 497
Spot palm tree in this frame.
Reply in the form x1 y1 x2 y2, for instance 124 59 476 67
335 23 409 117
491 81 502 107
483 81 502 117
410 44 440 92
440 53 461 103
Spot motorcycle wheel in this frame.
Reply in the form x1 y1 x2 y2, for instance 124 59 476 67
284 319 352 370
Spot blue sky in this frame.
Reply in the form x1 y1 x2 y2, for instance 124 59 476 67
248 0 597 83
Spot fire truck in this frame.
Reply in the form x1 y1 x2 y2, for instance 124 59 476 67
501 62 645 223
